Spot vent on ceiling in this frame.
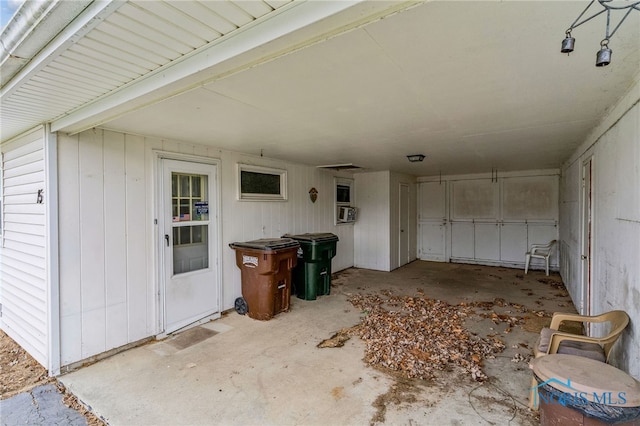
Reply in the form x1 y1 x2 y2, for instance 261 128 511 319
317 163 362 171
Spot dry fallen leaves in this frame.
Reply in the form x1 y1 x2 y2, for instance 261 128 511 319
347 293 506 382
1 330 49 399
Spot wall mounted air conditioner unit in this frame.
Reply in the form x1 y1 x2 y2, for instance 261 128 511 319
338 206 357 223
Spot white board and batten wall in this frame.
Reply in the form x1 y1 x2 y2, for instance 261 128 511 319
560 79 640 379
55 128 354 368
418 170 559 270
0 126 51 368
354 171 417 272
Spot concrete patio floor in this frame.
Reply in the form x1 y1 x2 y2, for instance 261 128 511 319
60 261 575 425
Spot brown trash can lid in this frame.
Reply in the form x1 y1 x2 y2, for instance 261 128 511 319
530 354 640 406
281 233 339 243
229 238 299 251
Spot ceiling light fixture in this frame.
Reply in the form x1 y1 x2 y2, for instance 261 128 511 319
561 0 640 67
407 154 425 163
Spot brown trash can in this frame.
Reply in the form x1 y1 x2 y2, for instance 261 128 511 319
229 238 299 321
530 354 640 426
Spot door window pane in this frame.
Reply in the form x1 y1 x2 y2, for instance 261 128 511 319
172 175 178 197
171 172 210 274
180 175 190 197
173 225 209 274
172 173 208 223
192 177 201 197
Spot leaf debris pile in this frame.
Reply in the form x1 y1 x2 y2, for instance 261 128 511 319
347 293 506 382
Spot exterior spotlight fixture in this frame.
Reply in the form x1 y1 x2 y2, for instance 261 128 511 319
560 0 640 67
407 154 425 163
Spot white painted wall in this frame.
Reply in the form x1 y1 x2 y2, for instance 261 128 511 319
57 129 354 367
560 77 640 379
354 171 390 271
0 127 49 367
58 130 153 366
354 171 417 271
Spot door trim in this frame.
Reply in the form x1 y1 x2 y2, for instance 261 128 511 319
154 151 222 335
399 183 410 267
580 156 594 328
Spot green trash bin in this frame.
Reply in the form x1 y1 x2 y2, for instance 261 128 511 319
282 233 339 300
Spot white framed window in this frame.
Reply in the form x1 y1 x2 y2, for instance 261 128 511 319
237 164 287 201
335 177 354 224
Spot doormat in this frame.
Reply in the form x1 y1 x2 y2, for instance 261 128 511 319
167 327 218 350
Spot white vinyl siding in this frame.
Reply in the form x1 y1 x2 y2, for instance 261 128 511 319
0 127 48 366
58 129 355 367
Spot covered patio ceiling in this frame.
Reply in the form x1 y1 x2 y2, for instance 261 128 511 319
2 1 639 176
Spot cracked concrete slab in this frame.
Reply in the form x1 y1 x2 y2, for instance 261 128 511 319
58 262 572 425
0 384 87 426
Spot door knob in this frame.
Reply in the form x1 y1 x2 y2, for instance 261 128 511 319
165 234 170 247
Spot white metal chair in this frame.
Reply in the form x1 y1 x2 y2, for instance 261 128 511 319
524 239 557 276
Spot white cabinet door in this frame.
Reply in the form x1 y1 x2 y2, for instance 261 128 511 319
419 222 446 261
451 222 474 259
502 176 558 221
419 181 446 220
418 174 559 269
474 222 500 261
451 179 499 220
500 223 528 263
418 182 447 261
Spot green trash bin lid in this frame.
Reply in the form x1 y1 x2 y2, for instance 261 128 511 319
229 238 300 251
282 233 339 243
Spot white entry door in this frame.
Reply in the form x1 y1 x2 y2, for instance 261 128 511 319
162 159 220 334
